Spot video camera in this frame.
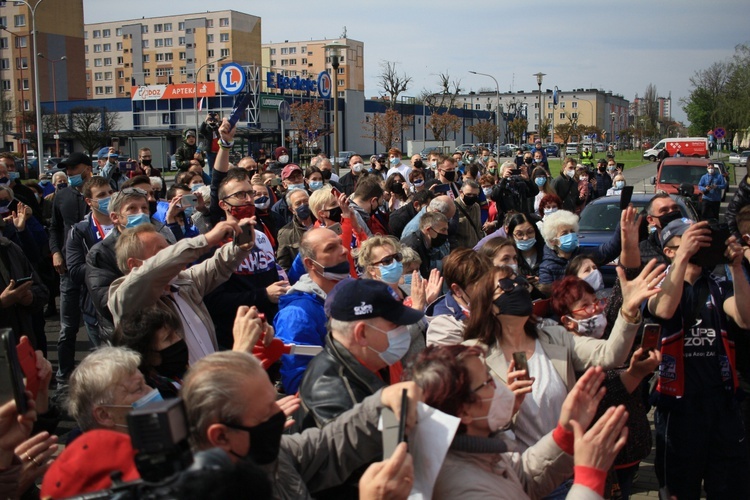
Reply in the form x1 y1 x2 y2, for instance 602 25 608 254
64 398 272 500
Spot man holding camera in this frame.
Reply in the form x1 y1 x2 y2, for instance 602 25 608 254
698 162 727 221
648 218 750 499
490 160 538 217
199 112 221 176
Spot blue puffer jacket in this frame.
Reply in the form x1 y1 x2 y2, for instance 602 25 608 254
539 244 580 285
273 274 328 394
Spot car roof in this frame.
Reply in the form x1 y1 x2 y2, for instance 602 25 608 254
585 193 682 206
660 157 710 166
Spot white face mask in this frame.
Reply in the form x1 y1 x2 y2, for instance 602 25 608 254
352 163 364 173
472 376 515 432
582 269 604 291
565 169 576 178
366 324 411 366
278 155 289 164
570 313 607 339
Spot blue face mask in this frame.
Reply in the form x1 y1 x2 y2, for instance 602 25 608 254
615 180 625 189
39 179 51 186
125 213 150 228
378 260 404 284
184 206 195 218
131 388 163 409
190 183 204 192
403 273 413 285
288 183 305 192
558 232 579 253
69 174 84 188
515 238 537 251
309 180 324 191
95 196 111 215
535 177 547 187
390 157 399 165
8 172 19 181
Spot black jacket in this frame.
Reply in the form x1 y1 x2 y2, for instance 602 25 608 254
49 187 88 257
297 335 389 431
175 140 198 172
85 230 122 340
339 171 367 196
389 202 419 239
66 214 109 327
551 174 581 212
400 230 431 278
0 237 48 342
490 176 538 216
727 174 750 236
10 182 42 221
595 172 613 198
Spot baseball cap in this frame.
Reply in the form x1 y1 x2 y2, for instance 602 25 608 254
41 430 140 498
274 146 289 159
328 279 425 326
185 129 196 138
60 152 93 169
660 218 693 248
97 147 118 160
281 164 302 179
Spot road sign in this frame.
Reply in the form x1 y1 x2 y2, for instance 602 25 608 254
616 135 620 140
218 63 246 95
278 101 291 122
714 127 726 139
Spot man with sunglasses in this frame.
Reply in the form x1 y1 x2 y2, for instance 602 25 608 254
401 212 450 278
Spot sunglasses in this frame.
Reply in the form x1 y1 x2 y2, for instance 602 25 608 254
371 252 403 267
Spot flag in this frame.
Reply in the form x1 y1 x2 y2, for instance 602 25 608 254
198 97 204 112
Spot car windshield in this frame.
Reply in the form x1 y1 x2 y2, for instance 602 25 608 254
659 165 706 185
579 201 649 231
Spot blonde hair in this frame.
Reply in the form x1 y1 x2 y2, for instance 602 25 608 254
352 235 402 277
309 185 337 219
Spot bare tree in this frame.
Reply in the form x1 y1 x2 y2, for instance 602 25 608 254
68 107 119 155
378 61 412 109
362 108 412 151
421 73 462 115
290 101 324 156
427 112 461 142
467 120 499 144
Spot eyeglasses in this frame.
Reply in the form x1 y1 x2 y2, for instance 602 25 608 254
513 228 536 240
429 227 448 236
120 187 148 196
471 375 496 393
570 298 607 316
371 252 403 266
222 190 255 202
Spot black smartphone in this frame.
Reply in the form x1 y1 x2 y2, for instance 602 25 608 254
432 183 451 194
233 222 254 247
0 329 29 414
511 168 522 175
691 222 730 268
512 351 530 380
14 276 32 286
641 323 661 356
619 186 634 210
397 388 408 445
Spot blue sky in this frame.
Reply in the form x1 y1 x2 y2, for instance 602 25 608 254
83 0 750 125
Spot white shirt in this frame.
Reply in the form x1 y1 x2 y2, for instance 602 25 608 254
512 340 568 450
170 291 215 365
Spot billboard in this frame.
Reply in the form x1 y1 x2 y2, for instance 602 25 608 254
131 82 217 101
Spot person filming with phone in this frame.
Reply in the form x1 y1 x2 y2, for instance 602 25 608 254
647 218 750 499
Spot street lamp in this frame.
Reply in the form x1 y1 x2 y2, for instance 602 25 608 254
324 41 348 172
17 0 45 160
533 72 545 143
610 112 616 147
469 70 500 160
193 55 227 139
38 53 65 157
0 24 29 173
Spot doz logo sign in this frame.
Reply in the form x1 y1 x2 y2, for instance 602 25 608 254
219 63 246 95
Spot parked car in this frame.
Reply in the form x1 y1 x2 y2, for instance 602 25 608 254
595 143 605 153
728 150 742 165
741 151 750 167
504 143 519 151
332 151 357 168
456 144 475 153
578 193 699 284
496 145 513 157
565 142 579 155
650 157 711 197
420 147 441 160
545 144 560 157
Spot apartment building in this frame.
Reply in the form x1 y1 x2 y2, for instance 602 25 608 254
83 10 261 100
261 38 364 97
0 0 86 152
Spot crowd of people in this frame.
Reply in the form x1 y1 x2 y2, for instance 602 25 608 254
0 115 749 500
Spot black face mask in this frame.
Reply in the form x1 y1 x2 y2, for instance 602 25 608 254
657 210 682 229
463 195 478 207
141 159 152 167
442 170 456 182
227 410 286 465
524 158 533 165
413 160 424 169
295 204 312 221
155 339 188 380
321 169 332 181
392 183 405 196
327 206 342 223
493 283 533 317
430 231 448 248
598 166 606 173
148 201 157 218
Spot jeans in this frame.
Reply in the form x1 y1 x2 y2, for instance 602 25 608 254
57 273 100 385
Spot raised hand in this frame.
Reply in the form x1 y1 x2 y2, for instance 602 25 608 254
558 366 606 432
618 258 667 319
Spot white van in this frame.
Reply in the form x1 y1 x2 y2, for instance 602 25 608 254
565 143 579 155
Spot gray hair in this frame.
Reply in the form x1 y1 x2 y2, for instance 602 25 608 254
0 185 14 200
181 351 265 449
52 171 68 184
462 179 480 192
115 224 158 274
500 161 515 174
285 187 309 207
149 176 163 191
428 197 452 215
420 211 448 231
109 189 148 215
541 209 579 248
67 347 142 432
330 318 357 337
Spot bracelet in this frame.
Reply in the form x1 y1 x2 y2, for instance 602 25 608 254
218 139 234 149
620 307 641 324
